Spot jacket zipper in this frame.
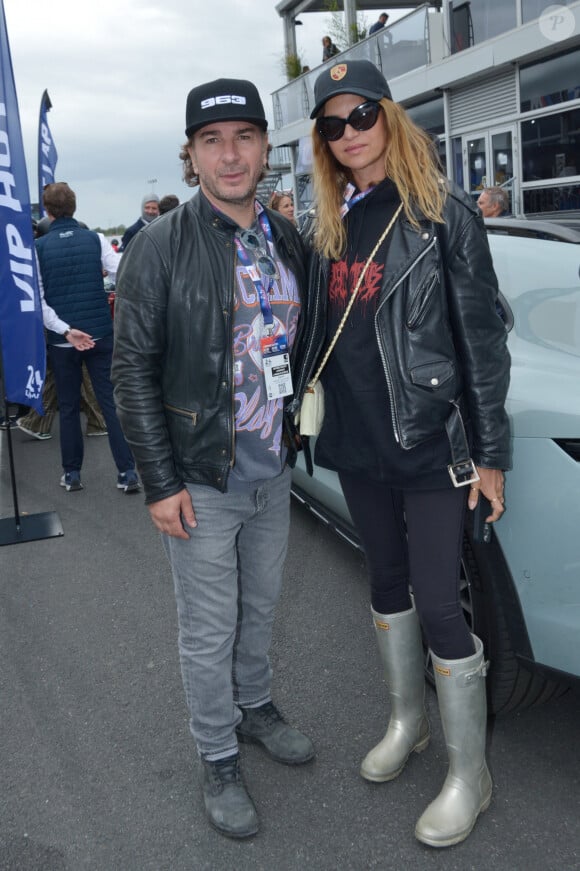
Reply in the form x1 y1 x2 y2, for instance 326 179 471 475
406 271 439 329
374 237 437 445
229 242 236 468
164 403 198 425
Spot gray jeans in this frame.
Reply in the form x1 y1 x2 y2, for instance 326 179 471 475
163 467 291 760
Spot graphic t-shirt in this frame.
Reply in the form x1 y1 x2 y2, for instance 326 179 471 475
229 220 301 484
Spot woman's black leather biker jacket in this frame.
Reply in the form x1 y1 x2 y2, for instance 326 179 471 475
112 191 309 504
290 183 511 473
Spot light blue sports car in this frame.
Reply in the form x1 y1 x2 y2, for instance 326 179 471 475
292 218 580 714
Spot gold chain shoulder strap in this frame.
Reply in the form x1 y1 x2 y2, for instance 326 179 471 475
308 202 403 388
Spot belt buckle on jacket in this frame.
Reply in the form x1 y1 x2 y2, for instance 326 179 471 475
448 458 480 488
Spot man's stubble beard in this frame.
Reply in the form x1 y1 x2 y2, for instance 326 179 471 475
200 164 264 210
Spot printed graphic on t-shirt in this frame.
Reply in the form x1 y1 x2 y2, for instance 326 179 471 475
233 259 300 458
329 258 385 311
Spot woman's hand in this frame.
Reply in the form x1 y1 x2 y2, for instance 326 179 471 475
468 467 505 522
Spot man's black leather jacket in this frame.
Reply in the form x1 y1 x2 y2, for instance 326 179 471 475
112 191 309 504
290 183 511 472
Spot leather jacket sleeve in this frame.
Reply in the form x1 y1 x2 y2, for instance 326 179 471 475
112 230 186 505
437 197 511 470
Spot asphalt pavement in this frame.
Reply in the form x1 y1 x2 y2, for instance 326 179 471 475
1 421 579 871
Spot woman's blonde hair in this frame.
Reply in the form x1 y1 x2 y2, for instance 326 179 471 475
312 98 446 260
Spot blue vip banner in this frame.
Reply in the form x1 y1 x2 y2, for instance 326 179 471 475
38 89 57 216
0 0 46 414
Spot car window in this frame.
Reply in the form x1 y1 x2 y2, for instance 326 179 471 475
488 235 580 357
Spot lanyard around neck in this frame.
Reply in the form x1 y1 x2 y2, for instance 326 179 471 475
340 182 376 219
234 206 277 328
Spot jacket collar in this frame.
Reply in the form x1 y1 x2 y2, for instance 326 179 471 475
47 216 79 233
192 188 238 235
190 188 296 255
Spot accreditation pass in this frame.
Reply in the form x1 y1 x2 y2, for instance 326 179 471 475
261 335 293 400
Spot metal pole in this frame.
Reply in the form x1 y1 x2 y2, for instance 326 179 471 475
344 0 358 46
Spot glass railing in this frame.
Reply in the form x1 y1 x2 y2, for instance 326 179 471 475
269 145 292 170
272 4 433 130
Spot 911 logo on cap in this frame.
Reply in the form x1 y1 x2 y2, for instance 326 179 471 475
201 95 247 110
330 64 347 81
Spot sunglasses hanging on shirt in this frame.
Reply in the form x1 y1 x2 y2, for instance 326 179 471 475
237 229 280 281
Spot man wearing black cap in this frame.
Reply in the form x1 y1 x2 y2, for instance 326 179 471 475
112 78 313 839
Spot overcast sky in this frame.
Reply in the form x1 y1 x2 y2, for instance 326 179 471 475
5 0 405 229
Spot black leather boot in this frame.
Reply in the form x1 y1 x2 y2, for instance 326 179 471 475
201 754 258 839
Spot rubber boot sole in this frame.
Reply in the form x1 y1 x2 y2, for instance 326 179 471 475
207 816 259 840
360 731 431 783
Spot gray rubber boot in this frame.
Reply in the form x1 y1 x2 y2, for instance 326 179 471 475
415 635 492 847
360 605 430 782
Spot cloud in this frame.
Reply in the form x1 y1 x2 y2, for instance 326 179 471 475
4 0 409 227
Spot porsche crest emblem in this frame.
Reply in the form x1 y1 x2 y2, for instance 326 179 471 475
330 64 347 81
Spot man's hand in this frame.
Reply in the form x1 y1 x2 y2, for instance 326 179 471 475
148 490 197 539
68 328 95 351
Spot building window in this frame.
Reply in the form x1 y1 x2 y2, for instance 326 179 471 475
521 108 580 182
520 48 580 113
406 97 446 171
450 0 516 53
451 137 464 187
521 0 577 25
406 97 444 134
523 184 580 214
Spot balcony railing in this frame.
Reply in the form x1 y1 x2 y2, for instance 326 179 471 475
272 4 434 130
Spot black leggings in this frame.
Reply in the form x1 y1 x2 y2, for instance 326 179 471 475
339 471 474 660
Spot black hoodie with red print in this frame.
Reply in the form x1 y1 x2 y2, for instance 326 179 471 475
315 178 451 488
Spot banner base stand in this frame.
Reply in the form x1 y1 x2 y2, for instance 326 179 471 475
0 511 63 546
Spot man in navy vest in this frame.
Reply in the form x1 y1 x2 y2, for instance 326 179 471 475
36 182 140 493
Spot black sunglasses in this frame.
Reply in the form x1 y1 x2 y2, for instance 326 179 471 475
238 230 279 280
316 101 381 142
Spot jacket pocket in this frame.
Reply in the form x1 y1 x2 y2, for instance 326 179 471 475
406 271 440 330
163 402 199 426
410 360 455 390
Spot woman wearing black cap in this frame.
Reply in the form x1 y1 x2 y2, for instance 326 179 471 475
295 60 510 847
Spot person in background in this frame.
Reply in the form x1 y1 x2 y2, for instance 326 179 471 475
16 361 108 441
36 182 140 494
158 194 180 214
298 60 510 848
477 186 509 218
322 35 339 62
369 12 389 34
112 77 313 840
17 229 121 442
268 190 297 226
120 194 160 251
